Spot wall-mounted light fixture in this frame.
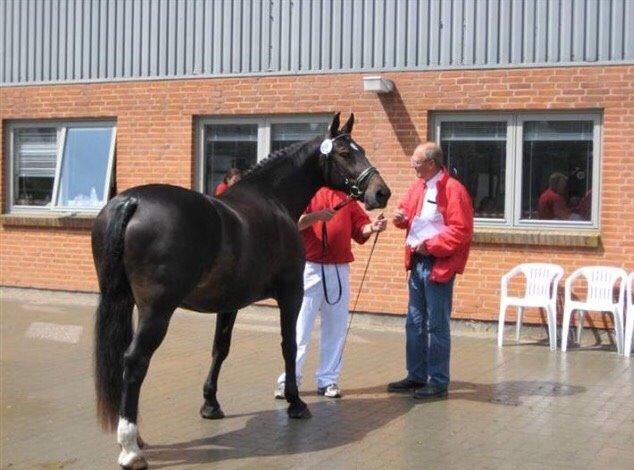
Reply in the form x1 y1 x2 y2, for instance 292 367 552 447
363 76 395 93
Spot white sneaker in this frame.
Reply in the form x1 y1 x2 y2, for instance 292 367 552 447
317 383 342 398
274 382 285 400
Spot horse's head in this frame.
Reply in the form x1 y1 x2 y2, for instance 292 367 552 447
320 113 391 210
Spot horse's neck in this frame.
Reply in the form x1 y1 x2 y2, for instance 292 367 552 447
245 141 325 222
272 149 325 222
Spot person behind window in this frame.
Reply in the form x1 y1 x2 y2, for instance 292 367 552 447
575 189 592 221
537 172 573 220
214 168 242 196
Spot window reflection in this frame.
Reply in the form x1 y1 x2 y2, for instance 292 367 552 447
440 121 507 219
57 127 113 209
522 121 593 221
204 124 258 196
271 122 328 151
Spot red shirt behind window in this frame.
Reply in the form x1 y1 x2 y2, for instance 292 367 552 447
214 182 229 196
538 188 571 220
302 188 371 264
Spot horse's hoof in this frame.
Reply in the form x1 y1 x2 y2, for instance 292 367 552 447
200 403 225 420
288 403 312 419
119 451 147 470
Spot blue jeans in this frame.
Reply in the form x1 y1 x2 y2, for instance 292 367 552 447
406 255 455 387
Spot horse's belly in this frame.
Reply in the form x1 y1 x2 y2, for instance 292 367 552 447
181 269 271 313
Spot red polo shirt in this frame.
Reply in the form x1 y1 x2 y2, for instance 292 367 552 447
302 188 371 264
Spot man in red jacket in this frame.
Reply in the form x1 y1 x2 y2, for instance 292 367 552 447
388 142 473 399
274 187 387 399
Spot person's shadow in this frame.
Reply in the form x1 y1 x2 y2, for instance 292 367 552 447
145 381 585 467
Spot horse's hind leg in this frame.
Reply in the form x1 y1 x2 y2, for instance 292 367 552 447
200 310 238 419
117 308 173 470
278 286 311 419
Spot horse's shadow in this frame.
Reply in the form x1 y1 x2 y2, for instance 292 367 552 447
146 381 585 467
146 395 413 468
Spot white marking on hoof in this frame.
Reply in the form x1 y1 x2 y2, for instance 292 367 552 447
25 322 82 343
117 418 146 469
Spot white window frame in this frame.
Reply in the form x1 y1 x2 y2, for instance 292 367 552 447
6 120 117 214
196 114 331 193
433 111 602 231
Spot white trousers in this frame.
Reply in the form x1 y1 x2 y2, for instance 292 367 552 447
277 261 350 389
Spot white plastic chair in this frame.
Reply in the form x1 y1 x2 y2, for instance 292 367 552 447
498 263 564 350
624 272 634 357
561 267 627 354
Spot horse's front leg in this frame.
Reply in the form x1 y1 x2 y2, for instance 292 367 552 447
278 287 312 419
200 310 238 419
117 310 172 470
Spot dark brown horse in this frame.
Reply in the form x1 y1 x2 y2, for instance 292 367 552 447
91 113 391 469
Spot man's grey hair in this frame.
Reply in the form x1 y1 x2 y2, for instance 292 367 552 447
423 144 444 168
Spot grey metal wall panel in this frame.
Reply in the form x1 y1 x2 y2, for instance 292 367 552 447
2 0 633 86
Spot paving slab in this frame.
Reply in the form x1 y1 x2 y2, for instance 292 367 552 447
1 288 632 469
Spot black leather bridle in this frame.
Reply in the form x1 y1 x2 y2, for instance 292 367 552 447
321 133 380 200
318 133 381 305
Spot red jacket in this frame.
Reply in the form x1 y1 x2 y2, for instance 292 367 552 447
394 169 474 282
302 188 371 264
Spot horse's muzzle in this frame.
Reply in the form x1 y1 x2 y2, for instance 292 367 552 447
364 174 391 210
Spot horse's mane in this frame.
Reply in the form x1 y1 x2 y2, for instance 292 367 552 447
240 137 320 183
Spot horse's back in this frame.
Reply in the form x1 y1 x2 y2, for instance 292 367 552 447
182 187 307 311
93 183 305 313
93 184 222 309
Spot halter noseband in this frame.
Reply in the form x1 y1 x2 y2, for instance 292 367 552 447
320 133 379 200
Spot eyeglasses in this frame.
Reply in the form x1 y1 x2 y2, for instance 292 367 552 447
411 158 432 168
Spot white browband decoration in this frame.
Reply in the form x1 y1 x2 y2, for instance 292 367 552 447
320 139 333 155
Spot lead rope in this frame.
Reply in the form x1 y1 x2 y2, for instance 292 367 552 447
333 212 384 371
320 222 343 305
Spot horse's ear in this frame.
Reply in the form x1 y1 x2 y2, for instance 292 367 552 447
328 112 341 137
340 113 354 135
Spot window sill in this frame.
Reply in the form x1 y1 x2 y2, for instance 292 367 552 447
0 213 95 229
473 227 600 247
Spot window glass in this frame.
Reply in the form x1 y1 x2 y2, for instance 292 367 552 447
57 127 114 209
440 121 507 219
204 124 257 196
521 121 593 221
13 127 57 206
271 122 328 152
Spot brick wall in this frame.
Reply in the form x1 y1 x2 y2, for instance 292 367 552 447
2 65 633 327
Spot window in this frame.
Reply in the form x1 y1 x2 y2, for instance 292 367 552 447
8 122 116 213
434 112 601 229
198 116 329 196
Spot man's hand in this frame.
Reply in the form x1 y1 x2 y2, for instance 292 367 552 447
370 214 387 234
392 208 408 225
414 242 429 255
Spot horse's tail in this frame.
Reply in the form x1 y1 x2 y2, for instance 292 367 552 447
94 197 138 432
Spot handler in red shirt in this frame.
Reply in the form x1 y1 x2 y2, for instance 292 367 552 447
388 142 473 399
275 187 386 398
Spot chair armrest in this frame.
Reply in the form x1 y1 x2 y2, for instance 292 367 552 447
564 268 584 303
501 265 523 298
